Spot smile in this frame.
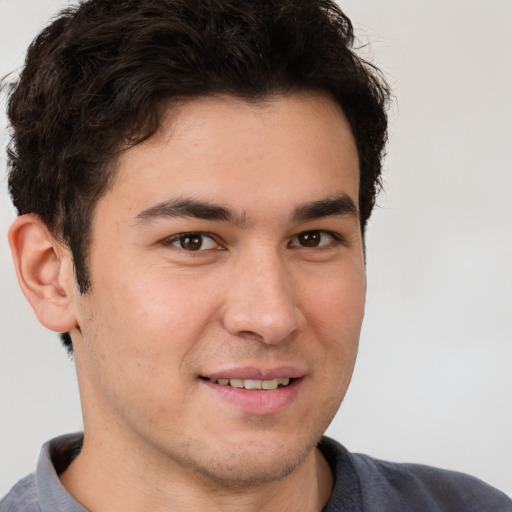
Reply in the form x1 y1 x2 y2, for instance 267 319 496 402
201 375 303 414
205 377 292 390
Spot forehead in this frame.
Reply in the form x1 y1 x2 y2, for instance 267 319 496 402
102 92 359 221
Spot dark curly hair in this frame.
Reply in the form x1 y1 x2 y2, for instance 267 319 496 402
5 0 389 349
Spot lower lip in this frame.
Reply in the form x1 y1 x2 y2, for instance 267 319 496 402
201 378 303 415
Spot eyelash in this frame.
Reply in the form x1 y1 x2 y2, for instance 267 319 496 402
164 230 343 252
288 230 342 249
164 232 221 252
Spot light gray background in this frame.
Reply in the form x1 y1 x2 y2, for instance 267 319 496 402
1 0 511 498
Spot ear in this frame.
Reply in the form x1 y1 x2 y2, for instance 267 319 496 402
8 214 78 333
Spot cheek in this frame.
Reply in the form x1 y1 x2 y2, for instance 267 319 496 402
301 265 365 397
76 285 195 429
303 265 366 337
80 264 224 385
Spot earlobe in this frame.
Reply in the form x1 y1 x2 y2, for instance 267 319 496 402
8 214 78 333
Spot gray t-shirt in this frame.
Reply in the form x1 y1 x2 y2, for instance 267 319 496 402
1 434 511 511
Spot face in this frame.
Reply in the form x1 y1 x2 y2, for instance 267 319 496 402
70 93 365 484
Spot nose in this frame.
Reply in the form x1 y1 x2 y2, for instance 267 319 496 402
221 250 306 344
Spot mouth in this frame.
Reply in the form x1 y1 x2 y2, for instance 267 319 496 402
199 366 305 413
200 374 303 414
201 377 294 391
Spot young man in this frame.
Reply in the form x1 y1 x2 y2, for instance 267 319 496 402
1 0 511 511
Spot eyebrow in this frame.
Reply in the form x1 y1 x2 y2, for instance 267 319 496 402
291 194 359 223
133 193 358 227
133 198 246 227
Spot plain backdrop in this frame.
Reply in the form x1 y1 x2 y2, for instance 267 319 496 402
1 0 511 498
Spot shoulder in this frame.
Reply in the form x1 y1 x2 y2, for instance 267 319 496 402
1 433 85 512
0 473 41 512
319 437 512 512
352 450 512 511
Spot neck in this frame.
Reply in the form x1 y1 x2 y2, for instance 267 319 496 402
59 432 333 512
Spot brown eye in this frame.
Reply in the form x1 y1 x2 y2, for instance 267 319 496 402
290 230 338 248
180 234 203 251
297 231 321 247
168 233 219 251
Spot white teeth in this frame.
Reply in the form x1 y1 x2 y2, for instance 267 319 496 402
261 378 290 389
244 379 262 390
209 377 292 390
262 378 279 390
279 377 290 387
229 379 244 388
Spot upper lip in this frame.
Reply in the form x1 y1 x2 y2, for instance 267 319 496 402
201 365 306 381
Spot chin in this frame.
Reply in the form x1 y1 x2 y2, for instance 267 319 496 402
181 430 321 486
196 449 307 486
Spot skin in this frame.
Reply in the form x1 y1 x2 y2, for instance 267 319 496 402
10 92 365 511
